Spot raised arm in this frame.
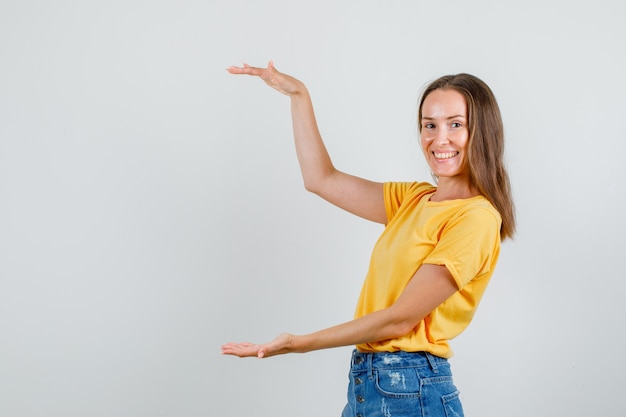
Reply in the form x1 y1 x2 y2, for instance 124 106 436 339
227 62 386 224
221 263 458 358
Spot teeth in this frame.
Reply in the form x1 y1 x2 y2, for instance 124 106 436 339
434 152 458 159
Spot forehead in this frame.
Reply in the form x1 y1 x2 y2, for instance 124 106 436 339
421 88 467 118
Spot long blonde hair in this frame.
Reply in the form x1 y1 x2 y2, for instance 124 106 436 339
418 73 516 240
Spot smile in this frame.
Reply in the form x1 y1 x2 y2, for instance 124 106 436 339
433 151 459 159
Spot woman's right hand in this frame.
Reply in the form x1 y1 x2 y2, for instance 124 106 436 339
227 59 387 224
227 61 305 96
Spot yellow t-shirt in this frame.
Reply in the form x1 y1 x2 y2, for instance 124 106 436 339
354 182 502 358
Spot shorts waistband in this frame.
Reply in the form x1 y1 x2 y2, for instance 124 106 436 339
350 349 447 375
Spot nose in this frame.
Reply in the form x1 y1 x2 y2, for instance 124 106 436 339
433 127 450 145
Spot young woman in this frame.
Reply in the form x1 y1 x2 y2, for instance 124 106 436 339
221 61 515 417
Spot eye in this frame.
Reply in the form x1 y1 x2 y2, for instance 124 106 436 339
423 123 435 129
451 122 462 128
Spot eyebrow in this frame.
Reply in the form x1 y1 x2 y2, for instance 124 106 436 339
422 115 466 120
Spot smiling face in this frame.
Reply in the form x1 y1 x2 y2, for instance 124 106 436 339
420 88 470 181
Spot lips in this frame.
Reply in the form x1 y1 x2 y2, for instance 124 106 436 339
433 151 459 159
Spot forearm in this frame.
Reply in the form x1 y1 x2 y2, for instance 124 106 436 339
290 307 409 353
290 89 336 193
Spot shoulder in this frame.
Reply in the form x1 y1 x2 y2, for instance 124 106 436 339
443 197 502 242
458 197 502 224
385 181 436 199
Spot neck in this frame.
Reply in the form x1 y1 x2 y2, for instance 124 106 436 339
431 177 479 202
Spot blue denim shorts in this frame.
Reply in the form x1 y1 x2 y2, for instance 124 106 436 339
341 350 464 417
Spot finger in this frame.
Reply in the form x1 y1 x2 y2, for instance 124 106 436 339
224 349 252 356
223 342 255 349
221 341 250 348
221 341 261 357
267 60 281 78
265 62 281 87
226 64 264 76
256 338 281 359
221 342 250 352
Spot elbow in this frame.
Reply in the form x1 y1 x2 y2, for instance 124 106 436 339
385 308 422 339
391 320 418 339
303 179 320 194
302 165 339 198
302 171 334 195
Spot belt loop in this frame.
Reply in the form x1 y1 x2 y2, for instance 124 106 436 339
425 352 439 373
367 353 374 379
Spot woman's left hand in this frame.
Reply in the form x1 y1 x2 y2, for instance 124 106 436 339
221 333 295 359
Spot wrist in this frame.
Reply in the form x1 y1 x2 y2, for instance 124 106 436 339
289 333 310 353
288 81 309 98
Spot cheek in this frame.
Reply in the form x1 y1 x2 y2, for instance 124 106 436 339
419 138 430 155
455 132 470 151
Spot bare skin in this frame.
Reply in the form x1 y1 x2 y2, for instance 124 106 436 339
221 62 467 359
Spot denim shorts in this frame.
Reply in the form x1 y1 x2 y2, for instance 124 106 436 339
341 350 464 417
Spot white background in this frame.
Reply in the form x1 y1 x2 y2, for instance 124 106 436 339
1 1 625 416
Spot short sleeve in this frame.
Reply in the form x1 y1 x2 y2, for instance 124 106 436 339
423 206 501 289
384 182 435 223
